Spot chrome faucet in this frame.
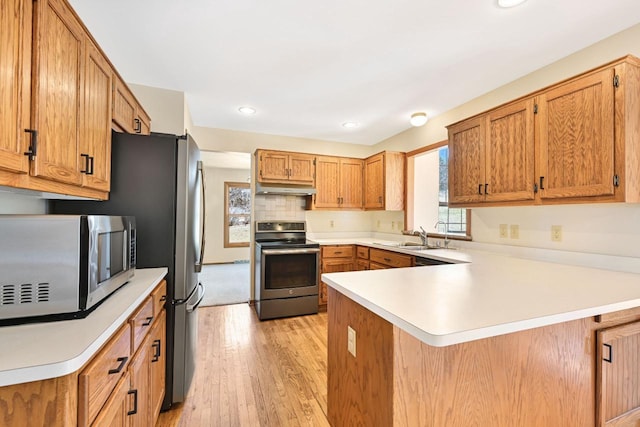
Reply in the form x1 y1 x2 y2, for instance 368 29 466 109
418 226 428 246
434 220 450 248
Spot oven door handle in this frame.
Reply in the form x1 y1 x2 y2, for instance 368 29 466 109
261 248 320 255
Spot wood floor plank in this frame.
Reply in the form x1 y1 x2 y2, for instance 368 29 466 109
156 304 329 426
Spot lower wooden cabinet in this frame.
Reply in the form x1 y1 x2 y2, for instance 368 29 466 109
128 336 151 427
91 373 131 427
320 245 355 306
369 248 414 268
150 310 167 421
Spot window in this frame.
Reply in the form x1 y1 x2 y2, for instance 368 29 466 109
224 182 251 247
407 142 471 239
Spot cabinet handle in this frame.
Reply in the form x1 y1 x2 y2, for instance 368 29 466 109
127 389 138 416
80 154 90 173
152 339 162 362
334 251 342 255
108 356 128 374
383 257 392 262
88 156 94 175
134 118 141 133
603 343 613 363
378 196 382 203
478 184 483 195
539 176 545 190
23 129 38 160
142 316 154 326
533 183 538 193
160 295 167 302
485 183 489 195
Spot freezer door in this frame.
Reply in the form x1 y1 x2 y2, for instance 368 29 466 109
173 282 204 402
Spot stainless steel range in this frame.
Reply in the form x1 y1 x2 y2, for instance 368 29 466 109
254 221 320 320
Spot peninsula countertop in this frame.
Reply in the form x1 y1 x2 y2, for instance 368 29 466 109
321 249 640 347
0 267 167 386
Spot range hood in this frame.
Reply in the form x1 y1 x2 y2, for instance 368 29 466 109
255 182 316 196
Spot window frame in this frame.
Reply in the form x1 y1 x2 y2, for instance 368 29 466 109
223 181 251 248
404 140 472 241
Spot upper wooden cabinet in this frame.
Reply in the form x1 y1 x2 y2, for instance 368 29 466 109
256 150 315 185
448 55 640 207
113 75 151 135
364 151 405 210
313 156 363 209
537 68 615 200
448 99 535 204
0 0 31 176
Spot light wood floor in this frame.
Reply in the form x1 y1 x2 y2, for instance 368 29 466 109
156 304 330 426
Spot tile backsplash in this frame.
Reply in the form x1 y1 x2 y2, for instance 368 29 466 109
254 195 306 221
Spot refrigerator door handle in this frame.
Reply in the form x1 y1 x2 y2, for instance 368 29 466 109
195 161 206 273
186 282 205 313
174 281 199 306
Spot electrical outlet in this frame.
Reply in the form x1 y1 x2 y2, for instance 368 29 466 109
377 220 381 229
510 224 519 239
347 326 356 357
551 225 562 242
391 221 396 230
499 224 508 238
330 220 334 228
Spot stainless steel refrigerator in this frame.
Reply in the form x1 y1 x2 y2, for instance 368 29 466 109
50 131 205 410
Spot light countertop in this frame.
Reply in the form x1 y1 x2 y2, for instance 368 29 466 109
0 267 167 387
322 249 640 347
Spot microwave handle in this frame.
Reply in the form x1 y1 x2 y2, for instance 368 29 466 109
123 228 128 269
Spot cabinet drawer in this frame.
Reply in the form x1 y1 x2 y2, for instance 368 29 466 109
78 323 131 426
322 245 354 258
130 297 154 354
355 259 370 271
151 280 167 319
356 246 369 259
369 249 414 268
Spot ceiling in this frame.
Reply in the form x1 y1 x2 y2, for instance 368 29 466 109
70 0 640 146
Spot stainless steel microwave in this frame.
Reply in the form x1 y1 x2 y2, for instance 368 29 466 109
0 215 136 324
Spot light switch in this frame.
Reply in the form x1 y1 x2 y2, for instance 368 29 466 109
551 225 562 242
347 326 356 357
510 224 519 239
499 224 508 238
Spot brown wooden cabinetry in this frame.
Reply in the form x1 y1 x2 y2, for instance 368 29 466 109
150 310 167 421
449 99 535 205
448 55 640 207
355 246 370 271
313 156 363 209
320 245 355 306
128 335 151 427
364 152 405 210
256 150 315 185
91 373 130 427
369 248 414 269
112 75 151 136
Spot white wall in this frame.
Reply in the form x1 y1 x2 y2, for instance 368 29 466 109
0 192 47 214
203 166 251 264
129 84 186 135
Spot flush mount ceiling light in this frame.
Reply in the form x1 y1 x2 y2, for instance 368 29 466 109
342 121 360 129
410 112 428 127
238 106 256 115
497 0 527 8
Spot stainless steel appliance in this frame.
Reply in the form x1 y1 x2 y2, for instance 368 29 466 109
50 132 204 410
254 221 319 320
0 215 136 324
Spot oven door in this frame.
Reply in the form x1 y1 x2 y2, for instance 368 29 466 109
260 247 320 299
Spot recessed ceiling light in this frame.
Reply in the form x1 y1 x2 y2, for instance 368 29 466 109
238 106 256 115
410 112 428 127
342 121 360 129
497 0 527 8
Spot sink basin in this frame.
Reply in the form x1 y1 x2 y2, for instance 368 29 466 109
397 244 440 250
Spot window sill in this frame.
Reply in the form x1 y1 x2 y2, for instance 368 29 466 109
402 230 472 241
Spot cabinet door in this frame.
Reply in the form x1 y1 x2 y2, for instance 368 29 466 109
537 68 615 199
288 153 315 184
128 337 151 427
257 150 290 183
319 282 328 305
113 76 136 133
485 99 535 202
448 116 485 204
314 156 340 208
340 158 363 208
32 0 84 185
80 40 112 191
355 260 369 271
596 321 640 426
91 373 130 427
149 310 166 422
322 259 355 273
364 153 384 209
136 109 151 135
0 0 31 175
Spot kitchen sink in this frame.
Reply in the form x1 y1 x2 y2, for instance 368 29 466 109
397 244 440 250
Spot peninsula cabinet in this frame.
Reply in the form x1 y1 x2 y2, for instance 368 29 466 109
448 98 535 205
312 156 363 209
256 149 316 185
364 151 405 210
447 55 640 207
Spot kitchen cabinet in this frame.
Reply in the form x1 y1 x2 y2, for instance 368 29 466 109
113 75 151 135
448 99 535 205
448 55 640 207
364 152 405 210
256 149 315 185
313 156 363 209
320 245 355 306
369 248 414 269
91 373 130 427
150 311 167 421
0 0 31 176
596 318 640 426
355 246 370 271
128 336 151 427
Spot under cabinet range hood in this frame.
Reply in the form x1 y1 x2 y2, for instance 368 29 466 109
255 182 316 196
